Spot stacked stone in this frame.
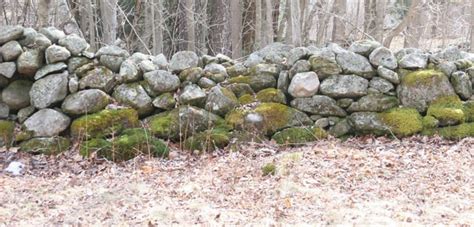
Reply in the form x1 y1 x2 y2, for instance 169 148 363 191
1 25 473 161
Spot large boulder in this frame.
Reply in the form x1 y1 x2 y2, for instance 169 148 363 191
169 51 199 72
336 51 375 78
450 71 472 100
58 34 89 56
62 89 111 115
113 83 153 116
347 94 399 112
30 72 69 109
348 112 388 136
0 41 22 61
377 66 400 84
256 88 287 104
398 53 428 69
70 108 139 138
19 28 51 50
369 77 395 94
23 109 70 137
320 74 369 98
179 84 207 107
34 62 68 80
1 80 33 110
308 48 342 79
227 75 276 92
369 47 397 70
45 45 71 64
290 95 347 117
143 70 180 95
287 47 310 66
39 27 66 43
117 59 141 83
348 40 381 56
0 62 16 78
17 49 44 77
397 70 456 112
288 72 320 98
79 66 116 92
0 26 24 45
205 86 238 116
152 93 176 110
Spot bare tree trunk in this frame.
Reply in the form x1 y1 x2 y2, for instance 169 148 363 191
255 0 262 49
382 0 419 47
80 0 96 50
317 0 333 45
184 0 195 51
303 2 319 45
100 0 117 45
208 0 230 55
332 0 346 45
471 0 474 51
404 2 422 48
153 0 164 54
262 0 273 45
286 0 301 46
38 0 52 27
230 0 242 58
196 0 208 55
374 0 385 42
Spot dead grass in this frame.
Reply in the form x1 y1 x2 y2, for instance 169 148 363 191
1 136 473 225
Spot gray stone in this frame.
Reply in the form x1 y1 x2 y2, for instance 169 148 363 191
129 52 150 64
431 46 463 62
216 53 232 63
169 51 199 72
309 48 342 79
139 60 158 72
0 62 16 78
1 80 32 110
0 41 22 61
320 74 369 98
19 28 51 50
336 98 353 108
62 89 111 115
205 86 238 116
58 34 89 56
329 119 352 137
225 83 254 97
399 53 429 69
369 47 397 70
369 77 394 94
17 49 44 77
244 42 293 67
289 60 311 79
34 62 67 80
249 63 279 78
290 95 347 117
336 51 375 78
39 27 66 43
347 94 399 112
68 74 79 93
0 103 9 119
377 66 400 84
17 106 35 123
348 40 381 56
113 83 153 116
118 59 141 83
67 57 91 73
45 45 71 64
23 109 70 137
0 26 24 45
0 76 8 88
226 63 247 77
288 72 320 98
151 53 168 69
450 71 472 100
348 112 388 135
30 72 69 109
395 48 423 60
277 70 290 92
99 55 126 73
179 67 203 83
204 63 228 78
152 93 176 110
79 66 116 92
198 77 217 89
287 47 310 66
96 45 129 58
179 84 207 107
143 70 180 94
314 118 329 129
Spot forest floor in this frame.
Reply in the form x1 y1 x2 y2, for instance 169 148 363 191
1 136 473 225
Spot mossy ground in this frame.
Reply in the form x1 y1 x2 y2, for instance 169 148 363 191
422 122 474 139
261 163 276 176
272 127 328 145
380 107 423 137
70 108 139 139
80 128 169 162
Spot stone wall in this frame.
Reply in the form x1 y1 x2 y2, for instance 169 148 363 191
1 26 474 161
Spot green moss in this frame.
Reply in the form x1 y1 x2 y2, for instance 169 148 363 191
20 137 71 155
422 116 439 129
272 127 328 145
380 107 423 137
255 103 291 134
80 128 169 161
261 163 276 176
238 94 256 105
183 128 230 152
71 108 139 139
256 88 286 104
463 101 474 122
427 96 465 126
225 109 247 129
0 120 15 147
402 70 446 87
148 109 180 139
227 75 252 85
423 123 474 139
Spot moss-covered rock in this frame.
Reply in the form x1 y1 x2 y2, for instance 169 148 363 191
226 103 313 135
147 106 229 141
256 88 286 104
0 120 15 147
422 123 474 139
272 127 327 145
380 107 423 137
183 128 230 152
397 69 456 112
227 75 276 92
238 94 256 105
20 137 71 155
426 96 465 126
422 116 439 129
70 108 139 139
80 128 169 162
463 101 474 122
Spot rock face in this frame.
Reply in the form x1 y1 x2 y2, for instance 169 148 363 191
62 89 111 115
23 109 70 137
169 51 199 72
2 80 33 110
288 72 320 98
30 72 69 109
397 70 456 112
320 75 369 98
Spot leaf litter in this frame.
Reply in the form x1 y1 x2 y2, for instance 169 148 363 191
0 135 473 225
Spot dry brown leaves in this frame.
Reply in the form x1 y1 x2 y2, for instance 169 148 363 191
0 136 473 225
